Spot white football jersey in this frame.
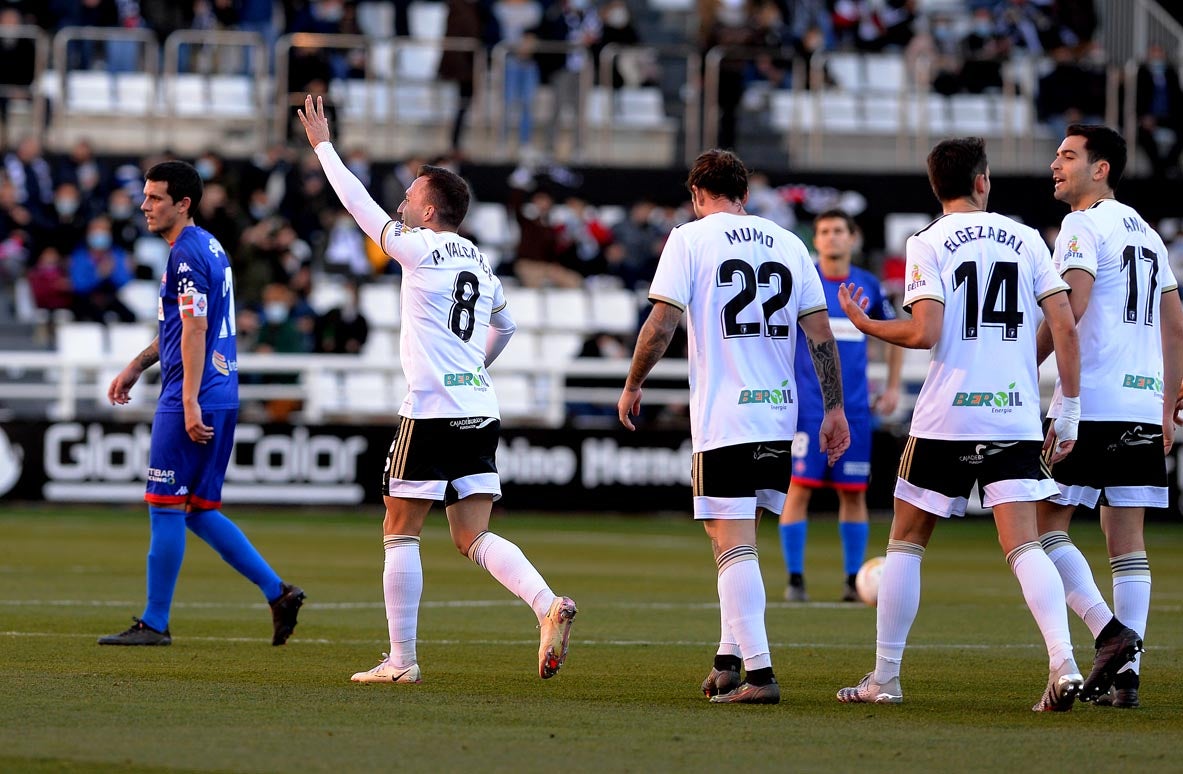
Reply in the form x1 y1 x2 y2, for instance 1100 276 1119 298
649 212 827 452
380 222 505 419
1048 200 1178 423
904 211 1068 440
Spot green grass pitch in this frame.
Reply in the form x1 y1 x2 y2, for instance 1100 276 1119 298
1 505 1180 773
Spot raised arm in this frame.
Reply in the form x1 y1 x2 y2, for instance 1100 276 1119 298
617 301 682 431
298 95 394 247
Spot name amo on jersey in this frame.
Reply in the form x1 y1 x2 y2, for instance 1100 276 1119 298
942 225 1024 256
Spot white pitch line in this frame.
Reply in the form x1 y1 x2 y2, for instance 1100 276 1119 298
0 630 1173 652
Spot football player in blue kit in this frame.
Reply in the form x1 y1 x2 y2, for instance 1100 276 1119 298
99 160 304 647
779 209 902 602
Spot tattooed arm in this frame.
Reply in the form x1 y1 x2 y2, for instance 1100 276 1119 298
108 337 160 405
799 310 851 464
618 301 683 431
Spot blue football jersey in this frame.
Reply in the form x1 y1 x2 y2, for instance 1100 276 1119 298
793 264 894 420
156 225 238 412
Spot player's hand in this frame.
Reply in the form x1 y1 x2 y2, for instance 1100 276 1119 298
1173 383 1183 426
837 283 871 330
1163 415 1175 456
107 364 142 405
618 386 642 431
184 403 214 444
873 385 900 417
818 408 850 466
297 94 332 148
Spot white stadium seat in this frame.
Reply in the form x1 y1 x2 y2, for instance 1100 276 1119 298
588 286 638 335
465 202 511 247
396 42 443 82
408 1 449 39
824 52 862 91
769 90 817 132
107 322 154 361
133 237 169 278
359 282 401 329
114 72 156 115
344 371 397 413
56 322 106 360
862 53 907 93
309 279 350 314
506 287 544 330
357 1 395 38
492 330 539 369
362 328 399 361
66 71 114 113
540 331 585 363
950 94 999 135
615 87 666 127
169 73 208 116
862 94 902 134
542 288 591 333
209 75 254 117
119 279 162 322
819 92 861 133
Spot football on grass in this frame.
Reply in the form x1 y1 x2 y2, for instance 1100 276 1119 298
855 556 886 607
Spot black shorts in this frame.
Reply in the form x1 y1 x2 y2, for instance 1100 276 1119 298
382 416 501 505
895 437 1058 518
1044 420 1168 508
690 440 793 519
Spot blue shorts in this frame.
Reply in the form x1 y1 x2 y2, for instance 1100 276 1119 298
791 413 872 491
145 408 237 510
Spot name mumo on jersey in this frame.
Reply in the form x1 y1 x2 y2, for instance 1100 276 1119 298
724 227 775 248
942 225 1025 255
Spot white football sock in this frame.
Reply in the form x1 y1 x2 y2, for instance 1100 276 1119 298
1040 531 1112 639
1111 551 1151 675
467 531 555 623
383 535 422 668
1008 542 1074 670
716 545 770 672
873 540 924 684
717 602 741 659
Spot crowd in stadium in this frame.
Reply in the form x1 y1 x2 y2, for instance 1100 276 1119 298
2 0 1183 356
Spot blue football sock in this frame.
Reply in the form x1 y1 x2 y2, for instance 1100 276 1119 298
142 506 187 632
839 521 870 577
186 510 283 601
779 521 807 577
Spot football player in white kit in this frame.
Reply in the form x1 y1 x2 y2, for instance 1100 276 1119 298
617 149 851 704
1035 124 1183 708
833 137 1087 711
299 95 577 685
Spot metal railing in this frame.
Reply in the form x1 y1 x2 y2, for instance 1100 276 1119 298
596 42 700 166
1098 0 1183 67
0 24 50 141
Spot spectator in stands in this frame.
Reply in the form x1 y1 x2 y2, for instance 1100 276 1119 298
290 0 350 80
797 24 836 91
196 181 243 256
1036 43 1106 135
238 0 279 73
786 0 831 50
439 0 487 155
314 280 369 354
322 209 373 278
599 0 652 89
603 198 663 290
0 175 34 251
959 7 1008 94
26 245 72 313
1136 43 1183 177
35 181 91 256
995 0 1061 55
254 281 312 354
698 0 758 149
495 0 542 149
1053 0 1097 54
3 135 53 220
0 8 37 146
750 0 794 90
905 11 963 96
241 143 294 215
58 139 107 216
861 0 916 52
108 187 147 254
507 167 582 288
537 0 601 159
69 214 136 323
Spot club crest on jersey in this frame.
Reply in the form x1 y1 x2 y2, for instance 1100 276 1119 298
1064 235 1083 260
907 264 926 291
179 291 208 318
952 382 1021 413
737 380 793 409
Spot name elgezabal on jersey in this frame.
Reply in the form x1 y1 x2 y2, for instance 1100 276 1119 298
942 225 1025 255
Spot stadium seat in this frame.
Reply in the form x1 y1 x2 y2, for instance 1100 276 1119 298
66 71 114 113
507 287 544 330
493 372 534 417
615 87 666 127
56 322 106 361
119 279 161 322
343 371 397 413
168 73 208 116
588 286 638 335
408 1 449 39
107 322 153 361
862 94 903 134
309 278 350 314
392 82 442 122
312 371 346 413
542 288 591 333
769 90 817 132
341 79 390 119
362 328 399 361
357 0 395 38
819 92 861 133
999 95 1032 135
359 282 401 329
950 94 999 135
824 52 863 91
465 202 511 247
395 41 442 82
540 331 585 363
133 237 169 278
114 72 156 115
862 54 907 93
208 75 254 117
908 94 951 135
493 330 539 369
585 86 610 126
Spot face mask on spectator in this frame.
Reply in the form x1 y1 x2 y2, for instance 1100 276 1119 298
316 1 344 22
110 202 134 220
88 231 112 251
195 159 217 181
250 204 271 220
605 8 629 27
56 198 79 217
264 302 289 324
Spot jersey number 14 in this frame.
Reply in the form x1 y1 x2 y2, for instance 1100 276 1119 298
952 260 1023 340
